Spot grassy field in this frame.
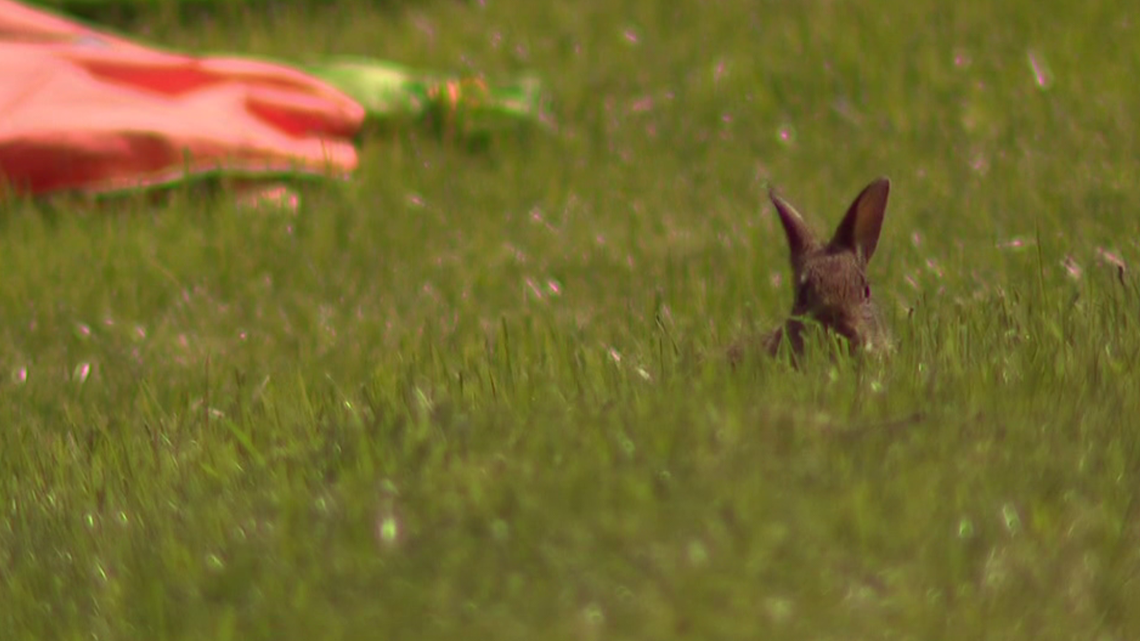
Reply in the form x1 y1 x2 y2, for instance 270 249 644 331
4 0 1140 638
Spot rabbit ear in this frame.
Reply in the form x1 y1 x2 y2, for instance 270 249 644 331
769 187 822 267
830 177 890 264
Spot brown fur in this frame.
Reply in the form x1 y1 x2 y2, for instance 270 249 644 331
731 177 893 364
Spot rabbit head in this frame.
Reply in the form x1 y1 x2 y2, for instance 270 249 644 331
765 177 892 357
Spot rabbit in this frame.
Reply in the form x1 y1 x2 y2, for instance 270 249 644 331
730 176 893 363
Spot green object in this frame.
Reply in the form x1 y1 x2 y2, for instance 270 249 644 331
301 57 547 140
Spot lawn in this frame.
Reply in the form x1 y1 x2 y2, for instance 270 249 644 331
3 0 1140 639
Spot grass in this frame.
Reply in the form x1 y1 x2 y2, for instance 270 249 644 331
4 0 1140 638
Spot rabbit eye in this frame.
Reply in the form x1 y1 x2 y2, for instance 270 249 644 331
863 284 872 300
795 287 809 307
